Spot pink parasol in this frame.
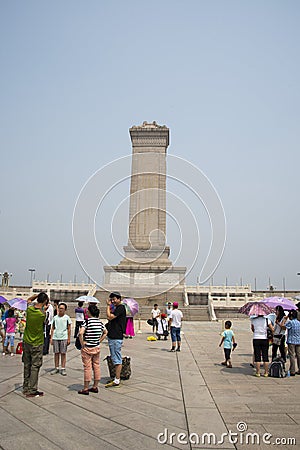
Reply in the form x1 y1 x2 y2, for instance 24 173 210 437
8 298 27 311
258 297 297 310
122 298 139 317
238 301 274 317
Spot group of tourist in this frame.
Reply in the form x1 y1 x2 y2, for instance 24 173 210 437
3 291 299 399
19 291 127 397
151 301 183 351
218 303 300 376
1 303 26 356
250 304 300 377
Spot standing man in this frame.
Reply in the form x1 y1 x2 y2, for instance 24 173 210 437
166 302 172 320
168 302 183 352
43 299 53 355
23 292 49 397
50 303 71 376
151 303 160 333
105 292 126 388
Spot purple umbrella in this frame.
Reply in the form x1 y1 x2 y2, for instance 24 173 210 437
258 297 297 310
238 301 274 316
0 295 7 304
8 298 27 311
122 298 139 317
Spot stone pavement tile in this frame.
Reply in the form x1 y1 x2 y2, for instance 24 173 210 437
221 412 295 425
116 389 184 412
112 397 187 428
206 392 241 402
263 423 300 436
124 381 183 401
0 431 62 450
217 402 252 413
288 413 300 424
109 412 189 450
175 358 199 372
247 403 300 413
140 374 181 389
0 380 22 398
272 394 300 404
182 386 215 408
226 422 272 450
185 407 234 449
180 370 206 386
45 401 126 435
0 392 54 419
19 411 120 449
0 406 41 436
105 428 178 450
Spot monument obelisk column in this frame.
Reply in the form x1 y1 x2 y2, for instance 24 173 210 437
104 121 186 299
123 121 171 265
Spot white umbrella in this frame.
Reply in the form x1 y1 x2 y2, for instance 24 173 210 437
76 295 99 303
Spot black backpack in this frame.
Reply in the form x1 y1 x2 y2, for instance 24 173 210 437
269 357 286 378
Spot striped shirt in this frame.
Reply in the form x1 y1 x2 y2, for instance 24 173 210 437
82 318 105 347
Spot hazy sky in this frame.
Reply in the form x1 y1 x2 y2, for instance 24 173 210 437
1 1 299 290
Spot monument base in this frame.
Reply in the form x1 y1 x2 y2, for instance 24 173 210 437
103 264 186 299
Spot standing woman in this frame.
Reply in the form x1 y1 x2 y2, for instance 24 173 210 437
78 304 107 395
272 305 287 362
282 309 300 376
251 314 274 377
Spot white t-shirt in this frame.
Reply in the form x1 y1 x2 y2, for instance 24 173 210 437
151 308 160 319
166 307 172 319
170 309 183 328
46 304 54 325
52 314 72 340
251 316 270 339
157 318 168 334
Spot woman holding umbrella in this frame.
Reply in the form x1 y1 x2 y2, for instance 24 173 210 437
251 313 274 377
272 306 287 363
239 302 274 377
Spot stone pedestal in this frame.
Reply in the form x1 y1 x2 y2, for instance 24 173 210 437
104 121 186 299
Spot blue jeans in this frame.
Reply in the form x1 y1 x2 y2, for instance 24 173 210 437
4 333 15 347
108 338 123 365
171 327 181 343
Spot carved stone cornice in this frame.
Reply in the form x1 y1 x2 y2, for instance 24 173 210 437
130 121 169 147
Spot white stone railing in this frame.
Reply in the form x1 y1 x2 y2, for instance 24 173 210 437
187 285 252 294
33 281 94 291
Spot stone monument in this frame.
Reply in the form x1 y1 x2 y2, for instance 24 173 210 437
104 121 186 300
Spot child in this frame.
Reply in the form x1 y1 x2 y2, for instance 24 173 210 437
18 313 26 339
151 304 160 333
219 320 236 368
156 313 169 340
74 301 85 338
3 309 18 356
50 303 72 376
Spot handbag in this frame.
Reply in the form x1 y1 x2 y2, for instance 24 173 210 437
161 319 169 336
75 335 82 350
273 334 282 346
75 319 88 350
147 318 154 326
104 355 132 380
266 319 273 341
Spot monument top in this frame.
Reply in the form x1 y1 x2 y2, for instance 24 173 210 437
130 121 168 131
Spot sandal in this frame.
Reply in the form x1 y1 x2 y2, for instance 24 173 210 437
88 387 99 393
78 389 89 395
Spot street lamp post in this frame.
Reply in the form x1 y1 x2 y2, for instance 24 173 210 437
28 269 35 286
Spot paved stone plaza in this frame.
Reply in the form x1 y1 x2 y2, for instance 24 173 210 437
0 319 299 450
